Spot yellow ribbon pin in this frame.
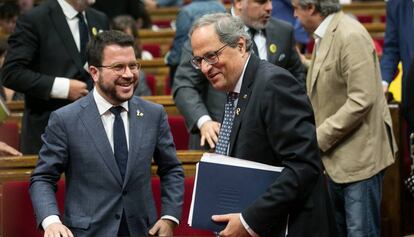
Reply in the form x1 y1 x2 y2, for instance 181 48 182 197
92 27 98 37
269 44 277 54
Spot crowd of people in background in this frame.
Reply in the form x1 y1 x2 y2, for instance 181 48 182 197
0 0 412 236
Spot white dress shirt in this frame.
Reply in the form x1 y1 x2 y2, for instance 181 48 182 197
50 0 89 100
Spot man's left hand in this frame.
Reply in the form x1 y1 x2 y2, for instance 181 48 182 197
148 219 176 236
212 213 250 237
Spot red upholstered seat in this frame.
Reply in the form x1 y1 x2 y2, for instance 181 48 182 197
142 44 161 58
0 121 20 150
146 73 157 95
152 177 215 236
168 115 189 150
2 178 212 236
2 180 65 237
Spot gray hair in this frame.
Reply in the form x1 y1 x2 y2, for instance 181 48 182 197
189 13 252 51
297 0 341 17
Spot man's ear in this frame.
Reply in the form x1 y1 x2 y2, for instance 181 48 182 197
88 66 99 83
233 0 243 12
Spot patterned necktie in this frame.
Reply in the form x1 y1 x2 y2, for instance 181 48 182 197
215 92 238 155
110 106 128 180
77 12 89 64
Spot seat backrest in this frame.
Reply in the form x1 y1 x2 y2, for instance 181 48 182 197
142 44 161 58
152 177 214 236
2 180 65 237
0 121 19 150
146 73 157 96
167 115 189 150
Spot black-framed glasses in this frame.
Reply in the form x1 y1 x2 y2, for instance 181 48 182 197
96 62 141 76
191 44 228 69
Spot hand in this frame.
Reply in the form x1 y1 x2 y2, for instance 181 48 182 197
0 141 22 156
144 0 157 9
200 121 221 149
383 84 389 93
212 213 250 237
68 80 88 101
148 219 176 236
44 223 73 237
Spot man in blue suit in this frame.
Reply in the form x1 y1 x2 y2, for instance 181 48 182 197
381 0 414 129
29 30 184 237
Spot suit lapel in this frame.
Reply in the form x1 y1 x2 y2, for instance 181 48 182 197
123 97 145 187
265 24 279 64
228 55 259 154
308 12 342 95
48 0 85 72
79 93 123 185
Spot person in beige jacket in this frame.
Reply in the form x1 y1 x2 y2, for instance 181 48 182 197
292 0 398 236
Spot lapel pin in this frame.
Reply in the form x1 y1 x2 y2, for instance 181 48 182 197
243 94 247 99
136 110 144 117
92 27 98 37
236 108 241 116
269 43 277 54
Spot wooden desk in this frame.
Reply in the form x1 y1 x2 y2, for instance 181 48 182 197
0 150 203 184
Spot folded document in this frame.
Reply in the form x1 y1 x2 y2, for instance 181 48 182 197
188 153 283 232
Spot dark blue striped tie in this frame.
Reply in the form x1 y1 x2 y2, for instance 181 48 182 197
110 106 128 180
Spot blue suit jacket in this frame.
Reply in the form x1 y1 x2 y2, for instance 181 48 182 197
29 93 184 237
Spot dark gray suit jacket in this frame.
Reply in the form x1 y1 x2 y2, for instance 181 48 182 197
29 93 184 237
231 54 336 237
1 0 109 154
172 18 306 149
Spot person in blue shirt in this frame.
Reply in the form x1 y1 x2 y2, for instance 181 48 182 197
271 0 309 50
381 0 414 132
166 0 226 84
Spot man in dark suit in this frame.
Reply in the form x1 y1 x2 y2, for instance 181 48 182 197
190 13 335 237
172 0 306 150
1 0 109 154
29 30 184 237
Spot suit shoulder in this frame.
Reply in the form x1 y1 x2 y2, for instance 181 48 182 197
267 18 294 33
86 7 109 20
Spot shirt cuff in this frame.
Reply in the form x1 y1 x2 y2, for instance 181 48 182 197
197 115 212 129
240 213 259 237
50 77 70 99
42 215 61 230
161 215 179 225
382 80 389 87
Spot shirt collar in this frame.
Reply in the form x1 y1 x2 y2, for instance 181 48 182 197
93 89 129 116
313 14 334 40
57 0 83 20
232 54 251 94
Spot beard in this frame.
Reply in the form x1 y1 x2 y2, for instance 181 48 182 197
97 75 138 105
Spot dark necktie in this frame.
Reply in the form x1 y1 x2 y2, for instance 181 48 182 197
77 12 89 64
248 28 259 55
110 106 128 180
215 92 238 155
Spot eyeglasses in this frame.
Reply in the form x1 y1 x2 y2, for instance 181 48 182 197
96 62 141 76
191 44 228 69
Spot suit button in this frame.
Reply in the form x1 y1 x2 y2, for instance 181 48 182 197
115 214 120 219
122 190 127 195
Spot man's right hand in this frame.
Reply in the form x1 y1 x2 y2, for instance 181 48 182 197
44 223 73 237
68 80 88 101
200 121 221 148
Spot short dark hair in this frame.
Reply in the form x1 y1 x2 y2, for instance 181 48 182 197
87 30 136 67
0 2 20 20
